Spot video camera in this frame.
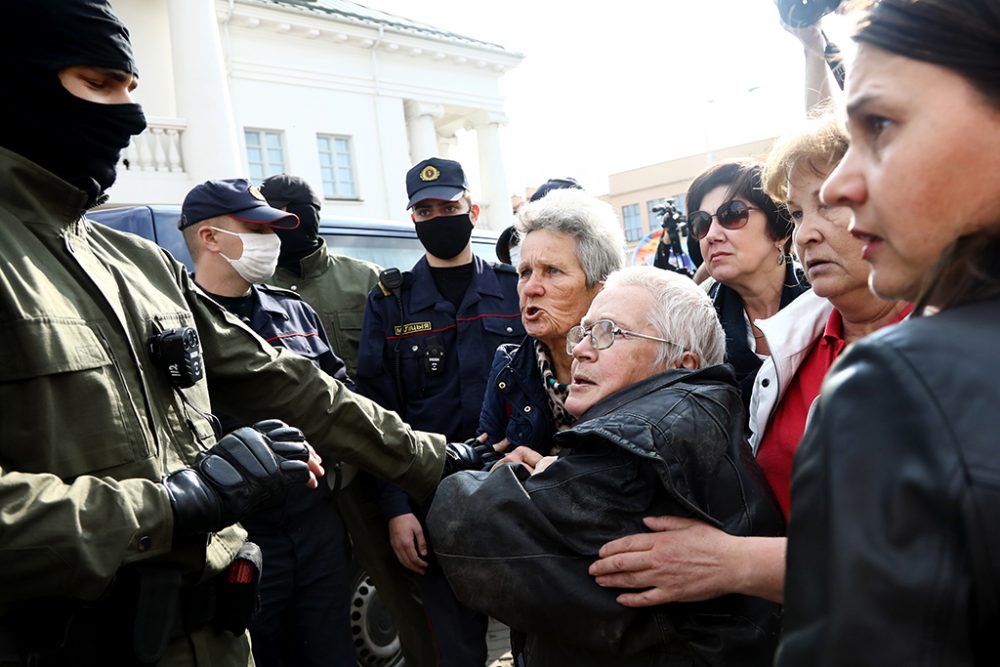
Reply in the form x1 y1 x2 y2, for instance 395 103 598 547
651 201 696 278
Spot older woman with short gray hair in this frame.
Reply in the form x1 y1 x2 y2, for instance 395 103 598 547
477 188 625 455
430 265 784 666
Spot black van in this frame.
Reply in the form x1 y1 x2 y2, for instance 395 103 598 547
89 205 501 272
89 204 505 667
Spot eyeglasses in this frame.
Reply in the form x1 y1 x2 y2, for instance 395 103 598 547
687 199 760 240
565 319 677 355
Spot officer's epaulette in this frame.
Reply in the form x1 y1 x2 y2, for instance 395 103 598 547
492 262 518 275
258 283 304 300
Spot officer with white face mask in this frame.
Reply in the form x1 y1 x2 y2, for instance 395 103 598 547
180 178 356 666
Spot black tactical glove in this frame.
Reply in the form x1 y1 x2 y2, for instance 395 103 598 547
441 438 500 478
164 423 310 538
250 419 310 463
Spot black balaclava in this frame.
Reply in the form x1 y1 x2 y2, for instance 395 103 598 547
1 0 147 208
261 174 324 274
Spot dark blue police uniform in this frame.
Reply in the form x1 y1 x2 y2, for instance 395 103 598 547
357 254 524 442
213 283 355 667
356 253 524 666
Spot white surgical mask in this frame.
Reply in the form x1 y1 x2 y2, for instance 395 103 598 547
211 226 281 283
507 245 521 269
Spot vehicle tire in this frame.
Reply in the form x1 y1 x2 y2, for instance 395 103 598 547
350 566 406 666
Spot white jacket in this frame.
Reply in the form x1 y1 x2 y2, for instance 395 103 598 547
747 290 833 454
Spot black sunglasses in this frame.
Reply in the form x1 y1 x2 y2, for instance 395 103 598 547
687 200 760 240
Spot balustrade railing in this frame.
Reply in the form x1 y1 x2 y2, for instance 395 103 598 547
120 117 186 173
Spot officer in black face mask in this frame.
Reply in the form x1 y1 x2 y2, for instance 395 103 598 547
356 157 525 667
0 0 147 207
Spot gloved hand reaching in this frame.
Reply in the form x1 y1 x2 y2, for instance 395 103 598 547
164 421 311 537
441 437 501 478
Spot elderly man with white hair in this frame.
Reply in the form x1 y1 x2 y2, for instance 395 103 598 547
427 266 784 667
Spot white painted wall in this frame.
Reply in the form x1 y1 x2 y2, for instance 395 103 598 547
104 0 521 227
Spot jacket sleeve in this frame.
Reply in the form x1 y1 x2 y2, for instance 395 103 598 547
778 339 974 666
426 449 659 655
476 347 511 444
0 468 174 602
184 278 445 501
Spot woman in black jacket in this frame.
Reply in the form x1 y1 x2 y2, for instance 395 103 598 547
778 1 1000 665
429 267 784 666
686 160 808 419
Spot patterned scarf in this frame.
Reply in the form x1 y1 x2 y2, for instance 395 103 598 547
534 340 576 432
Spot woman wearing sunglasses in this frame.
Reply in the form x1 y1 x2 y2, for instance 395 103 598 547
777 0 1000 663
685 159 809 421
428 266 784 666
587 114 912 610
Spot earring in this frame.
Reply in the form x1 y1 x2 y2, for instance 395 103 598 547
776 248 786 266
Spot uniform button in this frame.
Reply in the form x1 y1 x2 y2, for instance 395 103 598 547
411 345 419 352
506 326 513 333
498 382 507 390
290 284 298 290
761 378 771 388
137 536 153 552
523 406 532 413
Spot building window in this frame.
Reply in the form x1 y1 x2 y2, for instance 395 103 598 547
622 203 642 242
244 129 286 181
317 134 357 199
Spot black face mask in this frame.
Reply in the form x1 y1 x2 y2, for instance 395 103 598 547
415 213 474 260
275 201 323 272
44 84 146 205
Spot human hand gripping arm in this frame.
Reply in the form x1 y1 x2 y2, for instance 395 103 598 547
590 516 787 604
488 444 557 475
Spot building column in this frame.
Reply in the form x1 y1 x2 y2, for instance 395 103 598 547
405 101 445 164
436 132 458 159
473 111 512 232
167 0 242 182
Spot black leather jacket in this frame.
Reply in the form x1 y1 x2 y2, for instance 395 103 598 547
429 365 784 666
778 297 1000 666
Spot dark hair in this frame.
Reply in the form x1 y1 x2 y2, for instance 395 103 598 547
915 230 1000 314
685 159 793 250
852 0 1000 106
852 0 1000 310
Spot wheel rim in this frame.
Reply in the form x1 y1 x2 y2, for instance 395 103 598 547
351 573 404 666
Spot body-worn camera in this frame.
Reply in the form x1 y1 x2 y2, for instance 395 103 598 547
149 327 204 388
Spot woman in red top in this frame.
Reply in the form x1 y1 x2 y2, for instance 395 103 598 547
587 114 909 605
750 116 911 519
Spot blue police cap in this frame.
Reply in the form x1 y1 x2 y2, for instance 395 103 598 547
180 178 300 230
405 157 468 209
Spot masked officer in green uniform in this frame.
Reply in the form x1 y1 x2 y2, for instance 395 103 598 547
261 175 435 666
0 2 489 664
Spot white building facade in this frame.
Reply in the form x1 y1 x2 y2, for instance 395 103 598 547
108 0 522 230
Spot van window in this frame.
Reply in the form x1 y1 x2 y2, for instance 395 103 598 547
323 234 499 270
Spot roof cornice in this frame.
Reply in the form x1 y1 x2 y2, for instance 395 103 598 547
220 0 523 72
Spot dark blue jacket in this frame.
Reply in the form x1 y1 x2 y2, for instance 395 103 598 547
248 284 351 385
477 340 555 455
357 255 524 517
212 283 350 526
